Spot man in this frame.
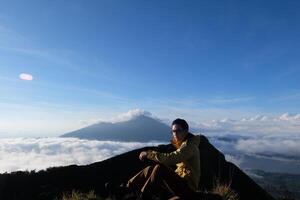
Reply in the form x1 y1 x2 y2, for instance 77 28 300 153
126 118 201 199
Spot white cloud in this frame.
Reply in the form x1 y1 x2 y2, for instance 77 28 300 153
81 109 162 125
0 137 162 173
19 73 33 81
196 113 300 136
235 138 300 159
225 154 244 167
244 170 264 179
210 136 300 173
110 109 153 123
277 113 300 121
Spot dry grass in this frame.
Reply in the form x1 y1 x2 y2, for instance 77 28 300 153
212 183 239 200
60 190 103 200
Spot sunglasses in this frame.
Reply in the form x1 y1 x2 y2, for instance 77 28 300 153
172 129 184 133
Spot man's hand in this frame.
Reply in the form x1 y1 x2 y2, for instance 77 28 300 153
139 151 148 161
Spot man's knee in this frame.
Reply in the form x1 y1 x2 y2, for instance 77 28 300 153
152 163 164 176
127 165 154 188
153 163 161 170
145 165 153 170
152 164 178 182
143 165 154 175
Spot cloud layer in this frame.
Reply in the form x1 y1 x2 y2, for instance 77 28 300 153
80 109 161 126
235 137 300 159
0 135 299 174
197 113 300 136
1 110 299 174
108 109 154 123
0 137 162 173
211 136 300 173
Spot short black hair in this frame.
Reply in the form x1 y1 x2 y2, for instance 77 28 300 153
172 118 189 131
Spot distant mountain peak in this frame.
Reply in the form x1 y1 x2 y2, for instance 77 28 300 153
61 110 171 142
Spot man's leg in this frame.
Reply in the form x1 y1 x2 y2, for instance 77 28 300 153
141 164 196 199
126 165 154 192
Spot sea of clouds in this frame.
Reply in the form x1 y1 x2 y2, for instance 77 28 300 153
1 135 299 174
0 137 162 173
208 134 300 160
1 110 300 174
198 113 300 136
197 112 300 171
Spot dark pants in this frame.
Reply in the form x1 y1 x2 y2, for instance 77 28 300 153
126 164 196 199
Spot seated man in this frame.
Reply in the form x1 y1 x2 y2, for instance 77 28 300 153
126 118 201 199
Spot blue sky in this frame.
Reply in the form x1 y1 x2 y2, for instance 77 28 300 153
1 0 300 137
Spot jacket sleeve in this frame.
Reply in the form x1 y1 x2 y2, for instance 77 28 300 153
146 141 196 165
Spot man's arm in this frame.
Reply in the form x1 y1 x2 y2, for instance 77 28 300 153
145 141 197 165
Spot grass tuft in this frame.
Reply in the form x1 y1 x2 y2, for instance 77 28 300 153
212 183 239 200
60 190 103 200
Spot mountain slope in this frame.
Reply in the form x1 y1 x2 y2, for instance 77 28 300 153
247 169 300 199
61 115 170 142
0 135 275 200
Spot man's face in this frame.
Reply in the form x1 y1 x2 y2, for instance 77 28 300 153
172 124 187 141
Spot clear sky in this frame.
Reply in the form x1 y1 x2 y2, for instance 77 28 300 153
1 0 300 137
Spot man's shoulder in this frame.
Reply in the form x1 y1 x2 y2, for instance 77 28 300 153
185 133 201 147
185 133 211 147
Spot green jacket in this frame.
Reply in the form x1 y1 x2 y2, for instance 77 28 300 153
146 134 201 191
